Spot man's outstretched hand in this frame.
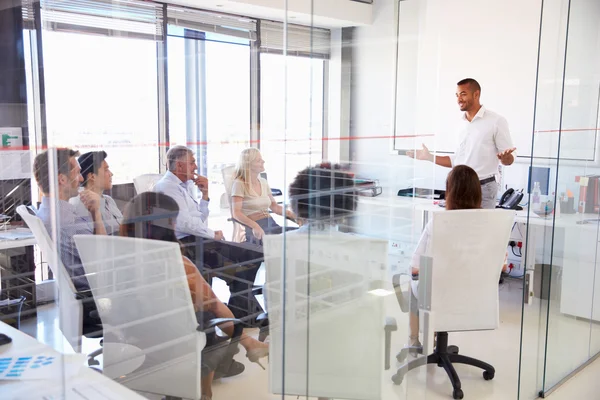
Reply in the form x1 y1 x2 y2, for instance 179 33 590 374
406 144 433 161
497 147 516 165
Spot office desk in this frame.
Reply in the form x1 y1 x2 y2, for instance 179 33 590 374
0 227 36 251
0 322 146 400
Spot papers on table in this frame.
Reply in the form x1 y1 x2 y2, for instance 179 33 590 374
0 229 34 240
0 353 84 381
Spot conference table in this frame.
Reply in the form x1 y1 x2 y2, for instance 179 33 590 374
0 321 146 399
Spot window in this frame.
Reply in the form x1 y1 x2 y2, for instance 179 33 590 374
260 54 325 193
167 28 250 213
42 31 160 184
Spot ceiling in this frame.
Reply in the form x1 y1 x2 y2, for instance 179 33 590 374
161 0 373 28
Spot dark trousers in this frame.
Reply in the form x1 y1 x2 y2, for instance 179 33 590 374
180 236 264 319
244 215 297 246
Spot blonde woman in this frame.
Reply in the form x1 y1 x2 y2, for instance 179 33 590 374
231 148 297 245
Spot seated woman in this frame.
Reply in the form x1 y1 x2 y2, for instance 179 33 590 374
231 148 297 244
120 192 269 400
407 164 496 354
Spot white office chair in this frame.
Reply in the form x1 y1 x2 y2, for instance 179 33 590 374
74 234 206 399
220 164 248 242
16 205 86 353
133 173 163 195
392 209 515 399
263 229 391 400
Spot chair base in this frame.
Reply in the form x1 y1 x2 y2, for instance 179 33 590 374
392 332 494 399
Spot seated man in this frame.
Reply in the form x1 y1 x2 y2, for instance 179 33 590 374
70 151 123 235
32 148 107 326
153 145 264 319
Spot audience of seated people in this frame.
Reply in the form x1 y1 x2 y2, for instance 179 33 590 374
231 147 298 245
152 145 265 319
69 151 123 235
119 192 269 400
32 148 107 327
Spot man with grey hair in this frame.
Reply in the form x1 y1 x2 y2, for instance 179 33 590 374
154 145 263 320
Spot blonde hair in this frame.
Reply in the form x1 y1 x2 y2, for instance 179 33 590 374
233 148 262 188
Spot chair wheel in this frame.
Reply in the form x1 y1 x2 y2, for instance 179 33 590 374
448 345 459 354
483 370 495 380
453 388 464 399
88 359 100 366
396 348 409 362
391 372 404 385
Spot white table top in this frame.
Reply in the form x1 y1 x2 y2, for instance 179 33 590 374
0 322 145 400
0 227 36 251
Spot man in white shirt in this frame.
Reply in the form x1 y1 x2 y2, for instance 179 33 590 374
153 146 263 319
407 78 516 209
70 151 123 235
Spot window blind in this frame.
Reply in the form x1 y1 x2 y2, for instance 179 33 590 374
167 6 256 41
40 0 164 41
22 0 36 30
259 20 331 59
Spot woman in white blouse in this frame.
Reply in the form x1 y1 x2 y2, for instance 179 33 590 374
407 165 484 355
231 148 297 244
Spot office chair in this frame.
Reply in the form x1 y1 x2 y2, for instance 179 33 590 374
391 209 514 399
75 235 244 399
132 173 162 195
263 230 394 400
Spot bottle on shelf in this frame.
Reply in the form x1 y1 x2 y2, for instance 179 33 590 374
532 182 541 211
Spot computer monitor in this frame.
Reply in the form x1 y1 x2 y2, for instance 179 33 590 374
0 179 32 222
528 166 550 195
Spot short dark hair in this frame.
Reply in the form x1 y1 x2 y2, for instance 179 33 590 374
120 192 180 245
289 163 357 221
78 151 107 187
457 78 481 94
33 148 79 195
445 165 482 210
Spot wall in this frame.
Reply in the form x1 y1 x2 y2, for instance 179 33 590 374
351 0 600 198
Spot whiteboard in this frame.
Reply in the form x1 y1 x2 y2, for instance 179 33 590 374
392 0 593 160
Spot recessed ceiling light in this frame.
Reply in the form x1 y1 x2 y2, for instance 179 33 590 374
216 4 224 7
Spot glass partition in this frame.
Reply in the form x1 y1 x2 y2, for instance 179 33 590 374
6 0 600 399
521 0 600 397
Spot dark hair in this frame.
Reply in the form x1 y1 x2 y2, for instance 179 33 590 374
289 163 357 221
33 148 80 195
78 151 107 187
445 165 482 210
457 78 481 94
120 192 180 245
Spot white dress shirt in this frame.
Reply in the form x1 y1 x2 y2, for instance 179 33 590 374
69 194 123 236
449 106 515 179
153 171 215 240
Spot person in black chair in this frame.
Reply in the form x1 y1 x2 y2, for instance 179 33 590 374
120 192 269 400
33 148 106 333
153 146 264 321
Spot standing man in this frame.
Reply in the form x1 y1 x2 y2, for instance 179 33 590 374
407 78 516 209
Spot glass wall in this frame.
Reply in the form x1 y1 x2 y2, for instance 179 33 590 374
4 0 600 399
520 0 600 397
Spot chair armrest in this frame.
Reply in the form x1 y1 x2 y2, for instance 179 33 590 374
392 273 411 313
384 317 398 370
200 317 245 338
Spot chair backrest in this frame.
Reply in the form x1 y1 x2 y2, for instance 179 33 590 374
16 204 83 352
133 173 163 194
221 164 246 242
423 209 515 332
263 229 389 400
74 234 204 400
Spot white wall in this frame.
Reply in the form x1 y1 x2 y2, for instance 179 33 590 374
351 0 600 197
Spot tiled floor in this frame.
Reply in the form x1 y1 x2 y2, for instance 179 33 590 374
18 277 600 400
